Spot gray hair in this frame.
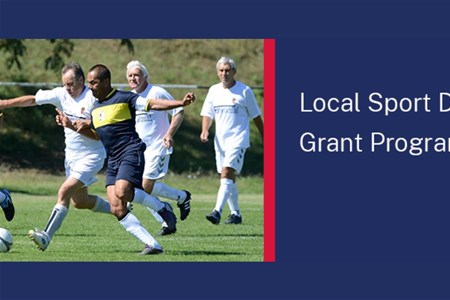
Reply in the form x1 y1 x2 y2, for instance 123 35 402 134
216 57 237 70
62 62 85 81
126 60 150 81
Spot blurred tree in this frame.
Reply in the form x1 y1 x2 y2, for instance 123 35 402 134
0 39 27 69
0 39 134 72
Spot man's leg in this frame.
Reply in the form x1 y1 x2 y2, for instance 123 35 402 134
109 183 162 254
28 176 82 251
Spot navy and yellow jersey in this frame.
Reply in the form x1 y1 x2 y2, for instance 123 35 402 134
91 89 146 159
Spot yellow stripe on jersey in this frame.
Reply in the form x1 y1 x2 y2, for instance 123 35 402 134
92 103 132 128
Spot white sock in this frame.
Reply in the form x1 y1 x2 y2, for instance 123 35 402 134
90 196 111 214
119 212 161 249
227 182 240 216
152 182 186 204
44 204 68 239
133 188 164 211
214 178 234 214
147 207 166 226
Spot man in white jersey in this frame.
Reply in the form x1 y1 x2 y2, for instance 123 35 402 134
200 57 263 224
0 62 112 251
0 113 15 222
126 60 191 235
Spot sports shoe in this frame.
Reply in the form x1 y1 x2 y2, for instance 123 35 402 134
28 228 50 251
206 210 221 225
0 189 14 222
177 190 191 221
159 202 176 236
159 226 175 236
127 202 133 211
158 206 177 234
140 244 163 255
225 214 242 224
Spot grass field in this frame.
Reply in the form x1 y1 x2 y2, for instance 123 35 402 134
0 39 265 262
0 171 263 262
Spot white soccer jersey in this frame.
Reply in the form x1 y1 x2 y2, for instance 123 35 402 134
200 81 261 151
35 86 106 158
133 84 183 156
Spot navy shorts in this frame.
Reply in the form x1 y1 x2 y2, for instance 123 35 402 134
105 149 144 189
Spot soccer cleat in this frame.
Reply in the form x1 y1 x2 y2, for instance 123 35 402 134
140 244 163 255
177 190 191 221
127 202 133 211
159 226 175 236
158 202 176 236
0 189 14 222
158 206 177 235
206 210 221 225
28 228 50 251
225 214 242 224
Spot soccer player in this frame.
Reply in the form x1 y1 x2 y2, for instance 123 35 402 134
0 189 14 222
126 60 191 235
0 113 15 222
200 57 263 225
85 64 194 254
0 62 111 250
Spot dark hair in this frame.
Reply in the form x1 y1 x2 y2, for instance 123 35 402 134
89 64 111 81
62 62 85 81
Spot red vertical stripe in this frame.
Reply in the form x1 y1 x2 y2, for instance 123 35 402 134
264 39 276 262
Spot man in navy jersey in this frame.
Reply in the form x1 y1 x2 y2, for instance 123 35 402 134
86 64 194 254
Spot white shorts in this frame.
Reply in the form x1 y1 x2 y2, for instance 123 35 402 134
215 148 246 175
65 152 105 186
143 153 171 180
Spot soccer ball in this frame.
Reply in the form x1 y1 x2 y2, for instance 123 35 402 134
0 228 13 252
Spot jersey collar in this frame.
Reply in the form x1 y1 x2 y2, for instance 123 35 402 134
105 88 117 99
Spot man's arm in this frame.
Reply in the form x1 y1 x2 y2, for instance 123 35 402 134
253 115 264 141
76 127 100 140
145 92 195 111
163 110 184 148
0 95 37 109
55 108 99 140
200 116 213 143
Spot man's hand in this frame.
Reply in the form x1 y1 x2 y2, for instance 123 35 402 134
163 134 174 148
73 119 91 132
200 131 209 143
55 108 75 130
182 92 195 106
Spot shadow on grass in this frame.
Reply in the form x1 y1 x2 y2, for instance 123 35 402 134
57 233 101 237
97 250 247 256
163 250 245 256
183 233 263 237
7 188 59 196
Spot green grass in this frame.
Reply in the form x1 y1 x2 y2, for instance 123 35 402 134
0 39 265 262
0 171 263 262
0 167 263 195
